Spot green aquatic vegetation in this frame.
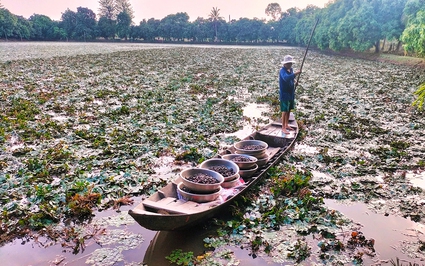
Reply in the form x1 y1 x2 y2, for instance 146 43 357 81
287 239 311 263
67 191 102 217
45 141 73 162
210 165 347 263
166 249 195 266
317 147 345 166
269 165 312 197
314 112 326 122
188 83 206 94
175 147 205 163
369 146 409 162
7 97 40 121
389 140 411 150
1 43 425 264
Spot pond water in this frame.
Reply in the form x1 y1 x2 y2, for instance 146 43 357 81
0 203 275 266
224 103 272 140
0 102 273 266
1 102 424 265
1 42 424 265
326 199 425 265
407 171 425 190
2 198 424 266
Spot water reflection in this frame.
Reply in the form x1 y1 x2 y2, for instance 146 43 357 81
406 170 425 189
325 199 425 264
143 227 213 265
0 204 272 265
0 207 156 266
143 225 282 266
224 103 271 140
293 143 319 155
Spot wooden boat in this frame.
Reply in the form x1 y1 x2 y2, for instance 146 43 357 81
129 114 298 231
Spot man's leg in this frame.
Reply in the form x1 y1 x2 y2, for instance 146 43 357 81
282 111 289 133
286 101 294 130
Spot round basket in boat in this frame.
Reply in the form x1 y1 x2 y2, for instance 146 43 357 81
199 158 239 182
180 168 224 193
221 154 258 170
239 164 259 179
255 155 269 167
234 140 268 156
177 182 222 203
221 174 241 188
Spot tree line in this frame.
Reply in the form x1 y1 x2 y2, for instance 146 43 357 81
0 0 425 57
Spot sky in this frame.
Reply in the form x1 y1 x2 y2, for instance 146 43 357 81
2 0 330 23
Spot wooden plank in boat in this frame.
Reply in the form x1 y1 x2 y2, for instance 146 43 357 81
265 125 295 137
258 126 277 136
176 200 214 213
268 147 281 155
271 113 295 126
258 125 280 136
161 183 178 197
142 197 211 214
258 127 282 138
158 190 167 198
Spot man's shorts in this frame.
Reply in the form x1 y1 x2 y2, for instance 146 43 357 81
280 100 295 112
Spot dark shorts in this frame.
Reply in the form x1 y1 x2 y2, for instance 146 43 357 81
280 100 295 112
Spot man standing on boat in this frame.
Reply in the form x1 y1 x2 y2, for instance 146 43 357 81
279 55 301 134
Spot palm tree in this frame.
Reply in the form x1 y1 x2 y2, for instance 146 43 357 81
209 7 221 41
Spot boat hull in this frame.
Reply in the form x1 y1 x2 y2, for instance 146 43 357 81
129 116 298 231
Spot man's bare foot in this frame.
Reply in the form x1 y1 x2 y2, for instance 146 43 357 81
282 129 289 134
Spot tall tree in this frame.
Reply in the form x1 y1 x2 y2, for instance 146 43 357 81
51 21 67 40
265 3 282 21
0 8 17 40
379 0 406 39
278 7 300 44
144 18 160 41
98 16 115 39
116 11 131 39
401 0 425 56
192 17 210 42
314 0 353 51
97 0 116 39
60 8 77 40
209 7 222 41
29 14 55 40
98 0 116 20
294 5 320 45
159 12 190 41
15 16 32 40
402 9 425 56
115 0 134 22
74 7 97 40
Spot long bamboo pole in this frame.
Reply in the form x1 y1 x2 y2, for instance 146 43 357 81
295 19 319 89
